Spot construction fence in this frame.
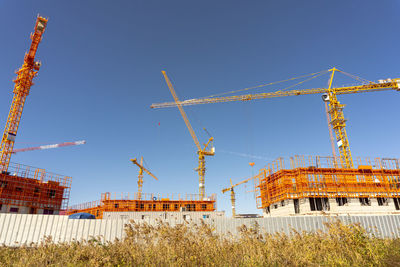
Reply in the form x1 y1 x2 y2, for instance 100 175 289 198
1 213 400 246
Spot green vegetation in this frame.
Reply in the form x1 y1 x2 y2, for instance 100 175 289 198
0 220 399 266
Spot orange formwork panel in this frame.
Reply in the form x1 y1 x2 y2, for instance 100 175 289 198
67 192 217 219
0 162 71 214
254 155 400 209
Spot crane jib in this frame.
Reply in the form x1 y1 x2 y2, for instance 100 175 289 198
151 70 399 170
150 81 398 108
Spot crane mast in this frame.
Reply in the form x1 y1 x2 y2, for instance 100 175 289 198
0 16 48 173
152 68 400 169
161 71 214 199
324 101 337 160
325 68 353 168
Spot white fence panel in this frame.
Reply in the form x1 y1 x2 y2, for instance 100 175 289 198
1 214 400 246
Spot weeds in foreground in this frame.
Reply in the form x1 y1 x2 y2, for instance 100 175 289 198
0 220 398 266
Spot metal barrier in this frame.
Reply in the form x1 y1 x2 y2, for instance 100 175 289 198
0 213 399 246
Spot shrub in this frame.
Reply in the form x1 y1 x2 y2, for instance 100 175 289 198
0 220 398 266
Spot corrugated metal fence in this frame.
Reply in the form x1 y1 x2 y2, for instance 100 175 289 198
0 214 399 246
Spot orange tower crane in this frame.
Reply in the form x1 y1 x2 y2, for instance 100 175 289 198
161 71 215 199
0 16 48 173
130 157 158 200
152 68 400 169
222 176 255 218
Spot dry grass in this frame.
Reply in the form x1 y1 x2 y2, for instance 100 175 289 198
0 220 399 266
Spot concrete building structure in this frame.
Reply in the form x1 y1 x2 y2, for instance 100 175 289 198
264 197 400 217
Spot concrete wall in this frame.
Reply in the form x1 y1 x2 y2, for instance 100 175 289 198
0 205 59 215
331 198 396 215
1 213 400 246
0 205 31 214
264 197 400 217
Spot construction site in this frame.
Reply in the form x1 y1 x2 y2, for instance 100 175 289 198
0 15 399 224
3 3 400 265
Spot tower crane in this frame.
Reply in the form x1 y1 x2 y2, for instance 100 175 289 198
12 140 86 154
0 16 48 173
161 71 215 199
222 176 255 218
130 157 158 200
152 68 400 169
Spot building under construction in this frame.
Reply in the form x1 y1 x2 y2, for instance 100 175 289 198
254 155 400 217
67 192 216 219
0 162 71 214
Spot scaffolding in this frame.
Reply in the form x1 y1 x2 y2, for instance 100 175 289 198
0 162 71 214
67 192 217 219
255 155 400 209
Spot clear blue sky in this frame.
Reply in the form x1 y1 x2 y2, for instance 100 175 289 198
0 1 399 216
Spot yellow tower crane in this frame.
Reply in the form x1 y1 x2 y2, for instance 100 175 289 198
161 71 215 199
130 157 158 200
152 68 400 169
222 176 255 218
0 16 48 173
